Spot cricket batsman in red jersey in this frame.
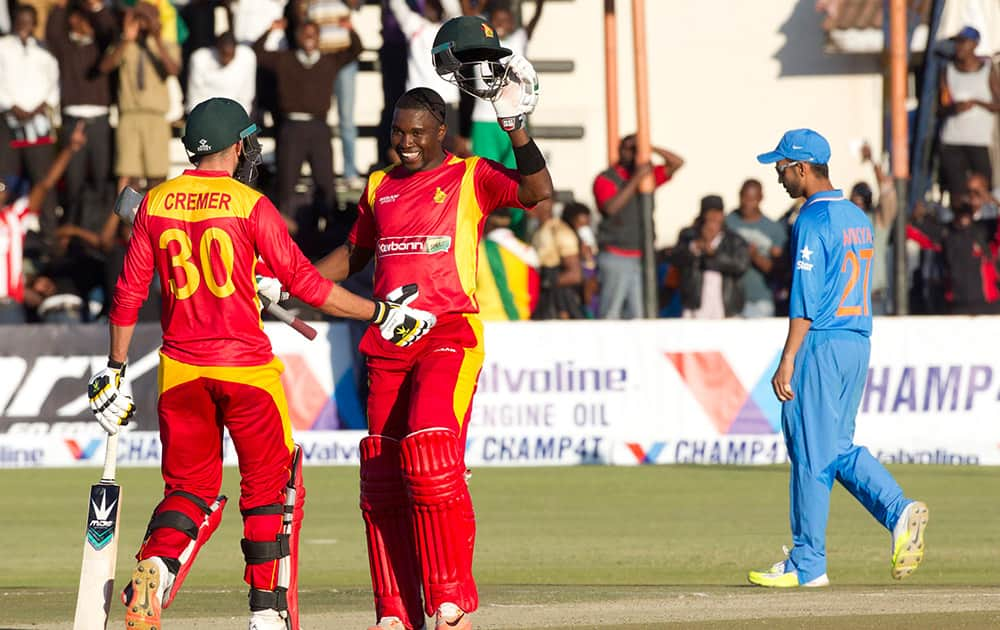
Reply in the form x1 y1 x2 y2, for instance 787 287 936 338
315 16 553 630
86 97 436 630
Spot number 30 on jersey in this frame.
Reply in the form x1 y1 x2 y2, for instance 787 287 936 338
159 228 236 299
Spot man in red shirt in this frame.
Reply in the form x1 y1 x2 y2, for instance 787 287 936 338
0 122 86 323
87 97 435 630
315 23 552 630
592 135 684 318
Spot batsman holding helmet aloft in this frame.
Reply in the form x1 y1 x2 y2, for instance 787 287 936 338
316 16 552 630
87 97 436 630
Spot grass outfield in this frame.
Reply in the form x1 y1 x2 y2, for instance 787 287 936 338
1 465 999 628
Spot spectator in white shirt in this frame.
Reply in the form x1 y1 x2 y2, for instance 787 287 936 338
388 0 462 132
232 0 287 46
0 4 59 236
461 0 543 167
186 32 257 115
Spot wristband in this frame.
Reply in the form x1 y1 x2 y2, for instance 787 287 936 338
370 301 389 325
513 139 545 176
107 358 125 370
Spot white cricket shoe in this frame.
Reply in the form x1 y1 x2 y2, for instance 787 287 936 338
891 500 929 579
249 608 288 630
747 545 829 588
367 616 408 630
434 602 471 630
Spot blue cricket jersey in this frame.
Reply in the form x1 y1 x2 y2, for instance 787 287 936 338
788 189 873 336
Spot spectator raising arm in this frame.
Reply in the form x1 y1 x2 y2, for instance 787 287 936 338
524 0 546 39
861 142 897 230
596 161 652 217
652 145 685 177
252 18 284 68
27 121 88 212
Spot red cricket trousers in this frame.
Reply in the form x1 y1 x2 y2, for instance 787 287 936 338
137 352 296 591
361 313 485 441
359 313 484 624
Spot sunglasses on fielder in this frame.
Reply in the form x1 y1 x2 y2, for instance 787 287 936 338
776 161 800 177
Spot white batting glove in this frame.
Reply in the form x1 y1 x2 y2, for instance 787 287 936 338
370 284 436 347
256 275 288 308
88 364 135 435
492 54 540 132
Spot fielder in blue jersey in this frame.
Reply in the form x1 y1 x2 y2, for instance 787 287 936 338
748 129 929 588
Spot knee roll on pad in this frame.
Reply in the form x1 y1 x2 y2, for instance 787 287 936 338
360 435 424 629
400 429 478 616
137 491 227 609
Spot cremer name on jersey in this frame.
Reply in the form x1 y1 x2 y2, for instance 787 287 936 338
843 227 873 245
162 191 234 211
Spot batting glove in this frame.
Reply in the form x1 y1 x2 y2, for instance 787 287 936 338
492 54 540 132
256 275 288 309
88 363 135 435
370 284 436 347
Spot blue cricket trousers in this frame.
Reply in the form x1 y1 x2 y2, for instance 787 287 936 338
782 329 911 583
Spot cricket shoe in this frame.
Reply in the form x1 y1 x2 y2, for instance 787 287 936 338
123 557 173 629
249 608 288 630
434 603 471 630
367 616 414 630
891 500 929 580
747 546 829 588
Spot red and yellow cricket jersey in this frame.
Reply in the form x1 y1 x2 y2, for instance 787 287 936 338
110 170 334 366
349 154 525 315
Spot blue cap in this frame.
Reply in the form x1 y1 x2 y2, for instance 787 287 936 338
955 26 980 42
756 128 831 165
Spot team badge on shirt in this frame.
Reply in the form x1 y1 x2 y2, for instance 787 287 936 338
434 187 447 203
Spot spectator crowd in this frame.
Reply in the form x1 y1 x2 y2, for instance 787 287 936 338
0 4 998 324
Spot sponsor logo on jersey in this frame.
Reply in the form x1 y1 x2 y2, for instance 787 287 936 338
796 245 814 271
377 235 453 256
379 193 400 204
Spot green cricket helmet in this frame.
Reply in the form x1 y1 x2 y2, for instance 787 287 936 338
432 16 512 100
183 97 262 185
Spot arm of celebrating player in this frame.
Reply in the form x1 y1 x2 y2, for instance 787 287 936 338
510 128 553 207
314 241 375 283
315 180 376 281
490 55 553 207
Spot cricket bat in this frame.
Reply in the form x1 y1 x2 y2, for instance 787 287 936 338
111 186 318 340
72 432 122 629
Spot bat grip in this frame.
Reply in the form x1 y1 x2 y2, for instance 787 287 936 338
101 432 119 483
265 301 318 340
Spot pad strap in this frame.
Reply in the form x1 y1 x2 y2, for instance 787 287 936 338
241 535 291 564
249 587 288 612
145 510 198 540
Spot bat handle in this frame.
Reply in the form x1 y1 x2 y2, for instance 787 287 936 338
101 432 119 483
265 301 318 340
